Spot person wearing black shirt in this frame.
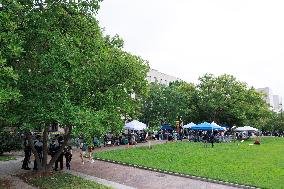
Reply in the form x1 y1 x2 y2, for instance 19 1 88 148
21 134 31 170
64 146 72 170
55 136 64 171
210 134 215 148
33 135 43 170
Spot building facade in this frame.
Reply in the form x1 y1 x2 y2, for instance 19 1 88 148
257 87 283 112
273 95 282 112
146 69 181 86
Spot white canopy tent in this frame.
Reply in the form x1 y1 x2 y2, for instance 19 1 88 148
182 122 196 129
236 126 258 132
124 120 147 130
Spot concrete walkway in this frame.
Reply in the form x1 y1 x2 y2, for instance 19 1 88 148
67 170 135 189
71 141 241 189
0 156 38 189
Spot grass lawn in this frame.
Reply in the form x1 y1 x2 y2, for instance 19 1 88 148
26 172 111 189
95 137 284 189
0 156 16 161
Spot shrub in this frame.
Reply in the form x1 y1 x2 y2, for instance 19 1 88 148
0 131 22 155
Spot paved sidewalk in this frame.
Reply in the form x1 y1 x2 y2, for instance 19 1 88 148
67 170 135 189
0 156 38 189
71 141 240 189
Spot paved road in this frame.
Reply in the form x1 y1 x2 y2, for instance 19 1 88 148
71 141 240 189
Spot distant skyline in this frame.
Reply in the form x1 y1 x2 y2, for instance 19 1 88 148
97 0 284 98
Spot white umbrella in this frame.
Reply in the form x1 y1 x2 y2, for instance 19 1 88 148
236 126 258 132
182 122 196 129
124 120 147 130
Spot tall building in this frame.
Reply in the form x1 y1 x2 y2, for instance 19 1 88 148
273 95 283 112
256 87 282 112
146 69 181 86
256 87 273 107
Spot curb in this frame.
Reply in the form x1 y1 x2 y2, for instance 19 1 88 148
95 157 260 189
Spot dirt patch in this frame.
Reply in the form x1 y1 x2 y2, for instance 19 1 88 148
0 178 13 189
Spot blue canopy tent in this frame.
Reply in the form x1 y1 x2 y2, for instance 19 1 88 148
190 122 225 131
160 124 174 131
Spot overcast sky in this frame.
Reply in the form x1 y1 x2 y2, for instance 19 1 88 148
97 0 284 99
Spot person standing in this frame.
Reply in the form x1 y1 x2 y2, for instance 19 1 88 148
202 133 208 148
48 139 58 170
88 145 95 163
64 146 72 170
33 135 43 170
210 133 215 148
80 142 87 164
55 136 64 171
21 133 31 170
48 139 57 157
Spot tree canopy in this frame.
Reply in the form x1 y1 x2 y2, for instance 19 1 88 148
140 81 197 129
196 74 270 126
141 74 271 130
0 0 149 171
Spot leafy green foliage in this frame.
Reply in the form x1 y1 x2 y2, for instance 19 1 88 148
0 156 16 161
140 81 197 129
0 0 23 124
140 74 270 129
0 131 22 154
197 74 271 127
95 138 284 189
262 112 284 132
0 0 148 170
29 172 111 189
11 0 148 136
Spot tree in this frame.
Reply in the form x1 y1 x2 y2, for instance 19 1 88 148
163 81 197 125
196 74 270 127
140 83 165 129
140 81 197 129
1 0 148 171
262 112 284 133
0 1 23 126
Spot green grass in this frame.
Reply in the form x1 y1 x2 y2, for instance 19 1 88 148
0 156 16 161
29 172 111 189
95 137 284 189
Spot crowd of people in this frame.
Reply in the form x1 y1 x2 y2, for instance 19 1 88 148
261 131 284 137
101 131 148 147
21 133 72 171
21 127 280 171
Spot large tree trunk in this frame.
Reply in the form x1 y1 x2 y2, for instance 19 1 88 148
29 125 72 172
27 135 42 170
28 126 49 171
46 125 72 171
